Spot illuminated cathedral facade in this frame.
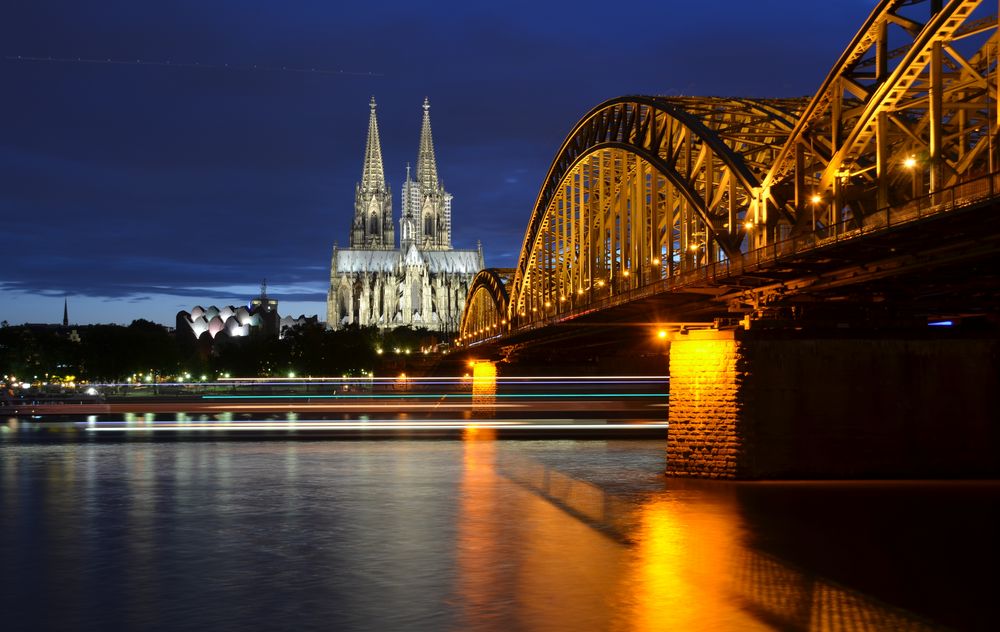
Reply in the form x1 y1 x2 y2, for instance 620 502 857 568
326 98 483 331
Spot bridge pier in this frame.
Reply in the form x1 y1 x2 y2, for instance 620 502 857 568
667 328 1000 479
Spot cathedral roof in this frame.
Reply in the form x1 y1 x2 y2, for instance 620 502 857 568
332 247 482 275
334 249 398 273
421 249 481 274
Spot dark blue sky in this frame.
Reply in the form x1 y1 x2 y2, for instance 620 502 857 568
0 0 877 325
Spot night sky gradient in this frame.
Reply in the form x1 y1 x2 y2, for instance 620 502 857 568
1 1 878 325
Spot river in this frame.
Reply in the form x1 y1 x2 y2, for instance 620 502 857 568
1 436 997 631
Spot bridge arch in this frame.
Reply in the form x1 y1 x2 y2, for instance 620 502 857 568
507 96 802 328
458 0 999 342
459 268 511 345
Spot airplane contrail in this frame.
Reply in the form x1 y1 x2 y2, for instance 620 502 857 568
4 55 383 77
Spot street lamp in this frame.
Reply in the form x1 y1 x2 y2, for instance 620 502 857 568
809 193 823 233
903 155 919 197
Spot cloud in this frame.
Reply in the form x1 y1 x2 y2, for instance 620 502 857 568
1 0 886 323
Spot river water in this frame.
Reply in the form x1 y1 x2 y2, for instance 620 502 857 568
1 437 997 631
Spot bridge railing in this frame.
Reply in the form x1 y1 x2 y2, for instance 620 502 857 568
743 170 998 270
485 170 1000 342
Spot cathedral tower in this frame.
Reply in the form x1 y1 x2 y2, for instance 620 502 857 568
401 98 452 250
351 97 394 249
328 97 482 332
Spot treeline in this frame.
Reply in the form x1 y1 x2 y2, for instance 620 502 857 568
0 320 444 381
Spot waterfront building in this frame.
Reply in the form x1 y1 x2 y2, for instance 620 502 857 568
326 98 483 332
176 282 316 343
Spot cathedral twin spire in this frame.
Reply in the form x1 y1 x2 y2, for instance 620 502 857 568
329 98 481 332
351 97 393 249
360 96 387 193
352 96 451 251
416 97 439 189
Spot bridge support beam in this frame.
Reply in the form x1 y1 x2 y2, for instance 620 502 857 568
667 329 1000 479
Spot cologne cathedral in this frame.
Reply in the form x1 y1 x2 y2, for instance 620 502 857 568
326 98 483 331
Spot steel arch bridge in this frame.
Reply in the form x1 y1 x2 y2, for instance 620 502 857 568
460 0 1000 345
461 268 512 343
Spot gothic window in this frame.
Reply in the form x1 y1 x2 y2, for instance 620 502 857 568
338 286 351 324
353 278 364 324
369 212 379 236
411 279 422 313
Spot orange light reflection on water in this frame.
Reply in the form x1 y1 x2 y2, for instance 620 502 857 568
454 446 771 630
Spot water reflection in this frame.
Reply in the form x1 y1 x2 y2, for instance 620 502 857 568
0 441 994 630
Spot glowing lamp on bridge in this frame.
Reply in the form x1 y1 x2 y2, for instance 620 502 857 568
652 258 660 265
903 156 917 169
744 221 754 230
544 301 551 308
809 194 823 204
657 329 668 340
623 270 630 277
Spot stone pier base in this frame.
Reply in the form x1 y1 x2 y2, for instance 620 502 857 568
666 329 1000 479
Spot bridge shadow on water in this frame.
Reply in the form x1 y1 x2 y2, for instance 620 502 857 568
486 442 999 631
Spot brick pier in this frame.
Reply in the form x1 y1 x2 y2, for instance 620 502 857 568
666 328 1000 479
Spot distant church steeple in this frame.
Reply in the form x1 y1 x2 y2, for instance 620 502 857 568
402 98 453 250
63 297 68 327
350 96 394 249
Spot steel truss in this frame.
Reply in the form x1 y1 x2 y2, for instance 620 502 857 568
459 268 511 342
459 0 999 344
